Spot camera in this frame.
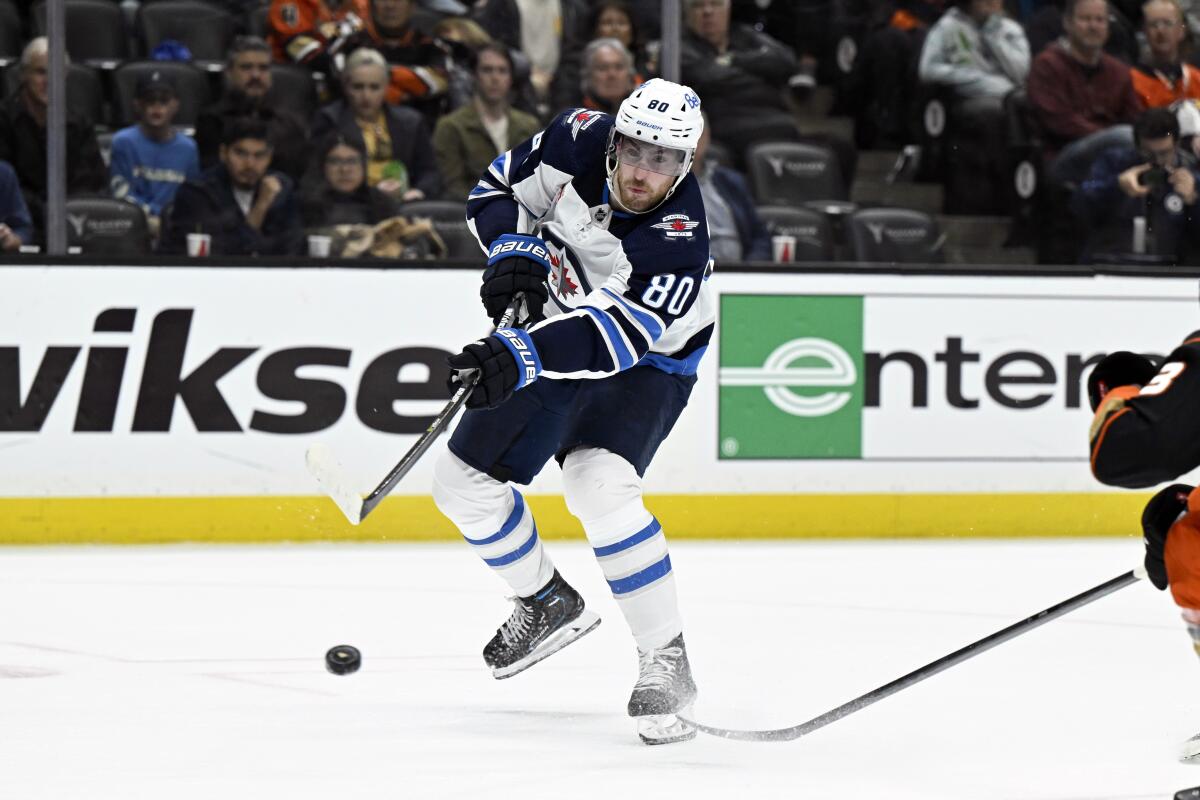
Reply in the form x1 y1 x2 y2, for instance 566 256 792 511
1138 165 1170 192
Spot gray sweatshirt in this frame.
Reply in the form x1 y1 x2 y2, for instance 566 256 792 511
918 7 1031 98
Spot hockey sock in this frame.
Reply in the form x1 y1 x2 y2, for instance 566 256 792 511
432 451 555 598
563 448 682 651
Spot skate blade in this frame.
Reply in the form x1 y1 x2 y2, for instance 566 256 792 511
637 705 697 746
1180 734 1200 764
491 610 601 680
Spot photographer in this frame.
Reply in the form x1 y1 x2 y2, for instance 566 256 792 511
1072 107 1200 263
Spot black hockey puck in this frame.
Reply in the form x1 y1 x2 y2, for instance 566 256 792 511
325 644 361 675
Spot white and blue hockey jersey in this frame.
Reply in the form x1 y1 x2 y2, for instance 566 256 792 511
466 108 715 380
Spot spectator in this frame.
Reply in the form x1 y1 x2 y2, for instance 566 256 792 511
160 116 304 256
0 37 105 243
432 43 540 199
434 16 497 109
342 0 450 112
301 134 399 226
589 0 653 76
311 47 443 201
1072 107 1200 261
1025 0 1139 61
680 0 856 180
731 0 820 94
1027 0 1144 184
692 111 770 262
268 0 369 73
580 38 639 114
1132 0 1200 107
195 36 312 184
0 161 33 252
109 70 201 233
474 0 590 115
919 0 1030 100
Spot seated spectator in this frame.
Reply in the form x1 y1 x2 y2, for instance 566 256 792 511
342 0 450 113
195 36 311 184
0 161 33 252
434 16 497 109
0 37 105 243
680 0 856 180
1072 107 1200 261
693 111 770 262
432 43 540 199
311 47 443 201
580 38 640 114
1027 0 1144 185
160 116 304 256
1132 0 1200 107
268 0 369 73
731 0 820 94
109 71 201 234
1025 0 1139 61
301 134 399 226
474 0 590 116
589 0 654 76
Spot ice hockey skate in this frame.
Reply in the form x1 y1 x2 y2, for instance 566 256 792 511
628 633 698 745
483 571 600 679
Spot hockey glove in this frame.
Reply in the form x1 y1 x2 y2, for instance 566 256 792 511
1087 351 1159 411
447 328 542 410
481 234 553 326
1142 483 1193 591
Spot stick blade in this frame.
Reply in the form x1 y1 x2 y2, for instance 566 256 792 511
305 443 365 525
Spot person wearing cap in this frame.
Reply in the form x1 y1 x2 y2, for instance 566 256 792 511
109 70 201 234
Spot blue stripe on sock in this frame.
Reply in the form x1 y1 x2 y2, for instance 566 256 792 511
607 554 672 595
483 524 539 567
592 518 662 558
463 488 524 546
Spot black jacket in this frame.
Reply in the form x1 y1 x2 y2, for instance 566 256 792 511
310 100 443 199
0 94 105 210
300 182 399 227
194 92 312 184
159 164 303 256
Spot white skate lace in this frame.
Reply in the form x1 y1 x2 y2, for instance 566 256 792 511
634 645 682 691
499 599 535 648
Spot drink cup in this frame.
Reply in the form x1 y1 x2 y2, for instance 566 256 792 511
307 234 333 258
186 233 211 257
1132 216 1147 255
771 234 797 263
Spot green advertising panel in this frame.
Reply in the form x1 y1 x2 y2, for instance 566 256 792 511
718 294 864 459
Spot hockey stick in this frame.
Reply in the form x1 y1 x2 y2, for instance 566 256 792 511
683 565 1146 742
306 294 525 525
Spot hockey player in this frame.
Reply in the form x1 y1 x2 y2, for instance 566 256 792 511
1088 336 1200 762
430 79 711 745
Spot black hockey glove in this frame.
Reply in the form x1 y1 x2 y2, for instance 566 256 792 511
1086 351 1159 411
1141 483 1194 591
481 234 553 326
447 329 542 410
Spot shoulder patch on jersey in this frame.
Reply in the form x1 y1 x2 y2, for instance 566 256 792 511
565 109 605 141
651 213 700 241
281 3 299 27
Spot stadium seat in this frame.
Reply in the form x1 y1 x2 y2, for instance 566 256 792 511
266 65 319 125
756 205 835 263
246 2 271 37
32 0 130 67
0 1 21 68
397 200 480 259
847 208 945 264
112 61 211 128
137 0 237 65
746 141 847 205
3 63 106 127
66 197 151 255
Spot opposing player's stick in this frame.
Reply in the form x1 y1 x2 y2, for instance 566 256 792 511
684 566 1146 742
306 294 525 525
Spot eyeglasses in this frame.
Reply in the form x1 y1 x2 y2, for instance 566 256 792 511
326 156 363 168
1146 18 1181 29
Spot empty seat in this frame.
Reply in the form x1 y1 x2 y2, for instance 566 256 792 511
746 141 847 205
3 63 106 127
756 205 835 263
397 200 478 259
112 61 211 128
0 1 21 68
137 0 237 64
33 0 130 67
266 65 319 125
66 197 151 255
847 208 944 264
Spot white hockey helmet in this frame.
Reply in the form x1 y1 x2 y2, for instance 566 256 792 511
607 78 704 207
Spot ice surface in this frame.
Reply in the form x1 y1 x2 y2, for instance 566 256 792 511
1 539 1197 799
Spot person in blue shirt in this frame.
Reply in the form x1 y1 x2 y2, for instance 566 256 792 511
0 160 33 251
109 70 201 232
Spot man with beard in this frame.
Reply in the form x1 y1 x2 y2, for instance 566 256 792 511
159 116 303 256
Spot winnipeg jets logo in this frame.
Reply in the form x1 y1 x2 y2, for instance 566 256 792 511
547 248 579 296
651 213 699 240
566 109 603 140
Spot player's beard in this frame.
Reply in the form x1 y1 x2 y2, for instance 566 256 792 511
616 170 667 213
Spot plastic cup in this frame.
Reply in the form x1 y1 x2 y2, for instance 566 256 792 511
308 234 332 258
771 234 796 263
186 233 211 257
